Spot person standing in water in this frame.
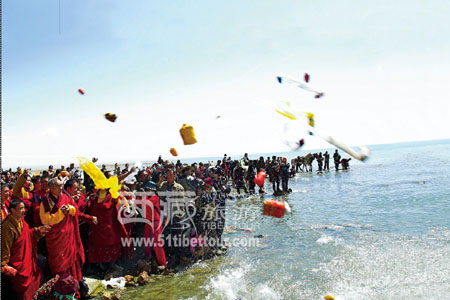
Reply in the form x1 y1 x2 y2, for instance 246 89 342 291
271 162 281 194
246 161 256 194
324 151 330 171
317 153 324 172
333 150 341 171
280 158 290 193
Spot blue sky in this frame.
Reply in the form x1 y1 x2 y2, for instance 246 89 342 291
3 0 450 167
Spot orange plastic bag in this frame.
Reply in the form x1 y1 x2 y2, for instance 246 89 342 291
263 199 286 218
179 124 197 145
254 171 266 187
170 148 178 156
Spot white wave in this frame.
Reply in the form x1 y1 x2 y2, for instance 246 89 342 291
317 235 334 244
321 229 450 299
254 284 281 300
206 266 281 300
206 267 247 300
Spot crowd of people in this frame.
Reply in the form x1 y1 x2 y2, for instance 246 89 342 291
0 150 351 299
291 149 352 173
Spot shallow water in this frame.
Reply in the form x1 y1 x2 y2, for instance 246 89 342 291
112 139 450 300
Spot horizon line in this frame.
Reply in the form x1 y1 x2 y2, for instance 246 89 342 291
2 137 449 170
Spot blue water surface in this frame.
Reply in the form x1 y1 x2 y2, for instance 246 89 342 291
122 139 450 300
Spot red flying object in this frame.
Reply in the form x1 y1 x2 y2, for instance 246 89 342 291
304 73 310 83
78 88 85 95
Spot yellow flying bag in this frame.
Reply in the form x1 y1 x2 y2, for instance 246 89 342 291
180 124 197 145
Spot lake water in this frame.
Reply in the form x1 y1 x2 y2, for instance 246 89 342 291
117 139 450 300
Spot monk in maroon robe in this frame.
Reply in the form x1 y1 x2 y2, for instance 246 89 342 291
120 190 136 260
88 189 128 265
1 184 11 222
140 182 167 266
31 174 49 227
40 178 85 281
11 169 34 225
2 199 49 300
64 179 97 225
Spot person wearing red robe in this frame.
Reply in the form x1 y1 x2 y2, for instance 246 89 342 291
88 189 128 267
30 175 49 259
64 179 97 225
1 198 49 300
40 178 85 281
30 174 49 227
119 190 135 260
76 191 91 213
141 181 167 267
1 184 11 222
11 169 34 225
